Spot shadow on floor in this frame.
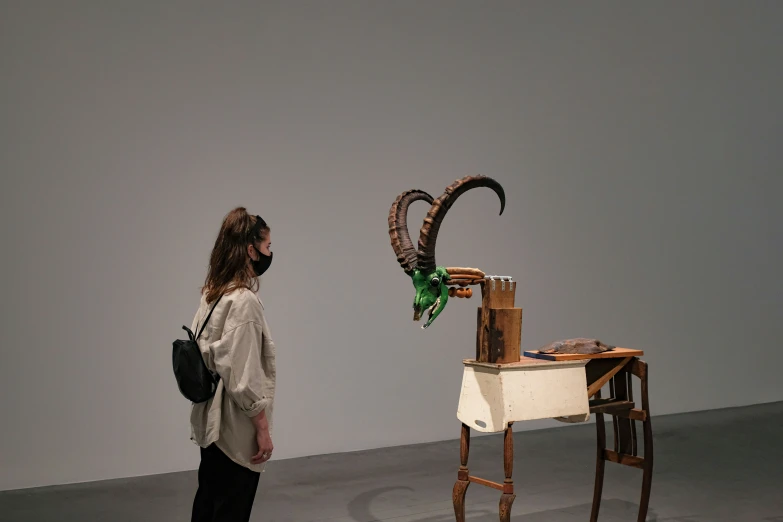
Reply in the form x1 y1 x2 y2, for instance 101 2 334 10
346 486 696 521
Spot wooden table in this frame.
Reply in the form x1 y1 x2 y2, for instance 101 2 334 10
453 349 653 522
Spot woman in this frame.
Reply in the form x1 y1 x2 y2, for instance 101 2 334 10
189 207 276 522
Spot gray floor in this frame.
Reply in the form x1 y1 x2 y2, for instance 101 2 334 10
2 402 782 522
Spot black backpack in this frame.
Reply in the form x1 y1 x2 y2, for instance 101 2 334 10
172 296 222 403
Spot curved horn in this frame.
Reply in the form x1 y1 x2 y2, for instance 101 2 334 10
388 189 434 273
417 175 505 273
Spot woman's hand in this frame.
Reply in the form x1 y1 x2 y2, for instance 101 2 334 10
251 409 274 464
252 427 274 464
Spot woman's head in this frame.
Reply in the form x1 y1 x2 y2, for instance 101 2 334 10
203 207 272 303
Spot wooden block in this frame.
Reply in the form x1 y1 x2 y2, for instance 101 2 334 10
477 279 518 362
488 308 522 364
523 347 643 361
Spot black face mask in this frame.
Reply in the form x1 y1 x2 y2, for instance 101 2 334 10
251 247 273 277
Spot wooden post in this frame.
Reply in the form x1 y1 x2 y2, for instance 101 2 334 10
476 278 522 364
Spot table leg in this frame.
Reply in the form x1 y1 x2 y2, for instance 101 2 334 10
452 423 470 522
499 423 516 522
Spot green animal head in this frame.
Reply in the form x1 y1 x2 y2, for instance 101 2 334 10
410 266 451 328
388 175 505 329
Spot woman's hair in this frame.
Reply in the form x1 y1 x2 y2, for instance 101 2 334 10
202 207 270 304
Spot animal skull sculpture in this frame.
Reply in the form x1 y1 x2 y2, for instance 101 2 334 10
388 175 505 329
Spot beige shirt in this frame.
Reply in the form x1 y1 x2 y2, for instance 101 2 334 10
188 287 276 473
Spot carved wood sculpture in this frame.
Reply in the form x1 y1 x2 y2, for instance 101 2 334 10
387 175 652 521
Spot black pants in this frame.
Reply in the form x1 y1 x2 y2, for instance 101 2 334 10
191 444 260 522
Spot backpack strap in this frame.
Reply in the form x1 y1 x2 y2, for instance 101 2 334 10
195 295 223 340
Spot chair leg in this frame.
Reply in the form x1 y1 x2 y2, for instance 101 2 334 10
636 360 653 522
637 421 653 521
590 399 606 522
637 412 653 519
453 423 470 522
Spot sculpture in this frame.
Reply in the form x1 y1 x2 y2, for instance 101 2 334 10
387 175 505 329
386 176 651 522
387 175 615 355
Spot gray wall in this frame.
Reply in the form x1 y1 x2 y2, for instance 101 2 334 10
1 1 781 491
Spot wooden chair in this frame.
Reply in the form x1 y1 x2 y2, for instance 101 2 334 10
587 357 653 522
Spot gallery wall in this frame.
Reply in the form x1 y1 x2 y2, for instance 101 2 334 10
1 1 781 490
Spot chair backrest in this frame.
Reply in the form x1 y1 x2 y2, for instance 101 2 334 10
591 357 650 463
